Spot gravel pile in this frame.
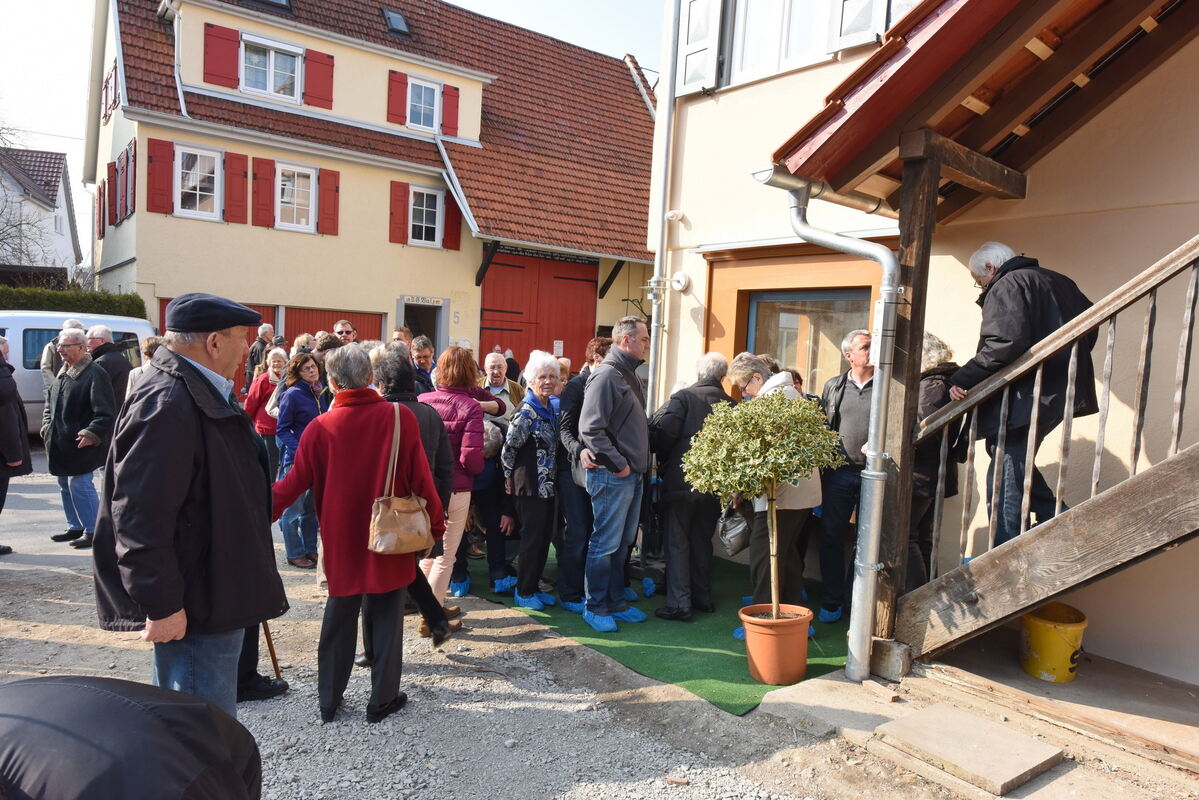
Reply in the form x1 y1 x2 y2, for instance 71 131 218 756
241 634 810 800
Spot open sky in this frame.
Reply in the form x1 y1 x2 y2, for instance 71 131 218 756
0 0 664 269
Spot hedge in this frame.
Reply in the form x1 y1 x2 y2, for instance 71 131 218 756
0 287 147 319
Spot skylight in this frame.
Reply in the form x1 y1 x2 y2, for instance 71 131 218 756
383 9 410 35
256 0 292 8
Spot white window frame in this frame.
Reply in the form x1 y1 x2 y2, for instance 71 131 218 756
238 32 304 104
274 163 318 234
827 0 888 53
408 186 444 248
406 77 441 132
125 141 136 217
173 145 223 222
727 0 834 87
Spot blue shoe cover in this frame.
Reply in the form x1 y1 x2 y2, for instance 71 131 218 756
612 606 646 623
492 576 517 594
732 626 746 640
623 586 638 602
513 591 544 611
561 600 585 614
818 605 843 624
583 610 618 632
449 577 470 597
800 586 808 602
534 592 557 607
809 625 816 639
741 595 753 606
641 577 657 597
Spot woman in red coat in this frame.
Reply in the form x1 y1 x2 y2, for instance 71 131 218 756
242 347 287 478
274 344 445 724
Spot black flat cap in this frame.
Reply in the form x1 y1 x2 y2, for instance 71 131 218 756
165 293 261 332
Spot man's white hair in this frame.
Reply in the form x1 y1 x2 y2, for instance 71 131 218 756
695 351 728 382
258 323 274 336
484 351 506 368
840 329 870 355
63 318 83 330
968 242 1017 279
86 325 113 343
58 328 86 345
523 350 561 384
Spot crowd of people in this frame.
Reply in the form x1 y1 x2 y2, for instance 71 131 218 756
0 240 1098 733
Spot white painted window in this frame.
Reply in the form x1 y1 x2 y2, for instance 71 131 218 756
828 0 888 51
407 78 439 131
240 34 302 102
275 164 316 233
54 215 64 234
409 188 443 247
729 0 833 85
174 146 222 221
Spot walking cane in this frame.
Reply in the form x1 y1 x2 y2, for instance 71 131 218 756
261 621 282 680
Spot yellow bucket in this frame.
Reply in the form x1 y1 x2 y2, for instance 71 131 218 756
1019 602 1087 683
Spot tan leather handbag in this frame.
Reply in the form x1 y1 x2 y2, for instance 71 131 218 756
368 403 433 555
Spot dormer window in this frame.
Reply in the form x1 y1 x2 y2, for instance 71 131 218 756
240 33 302 102
383 9 410 35
407 78 439 131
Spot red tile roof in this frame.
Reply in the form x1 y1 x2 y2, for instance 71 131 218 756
0 148 67 204
115 0 654 261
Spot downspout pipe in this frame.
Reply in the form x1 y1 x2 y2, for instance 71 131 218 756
645 0 683 413
753 164 900 683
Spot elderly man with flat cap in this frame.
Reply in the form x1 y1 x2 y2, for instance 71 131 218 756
93 293 289 717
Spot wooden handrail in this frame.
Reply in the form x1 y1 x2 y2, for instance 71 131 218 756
915 233 1199 444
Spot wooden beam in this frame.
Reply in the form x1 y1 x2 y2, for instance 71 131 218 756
827 0 1075 194
899 129 1026 199
874 149 941 639
474 239 500 287
895 443 1199 658
936 2 1199 223
957 0 1169 155
598 260 626 299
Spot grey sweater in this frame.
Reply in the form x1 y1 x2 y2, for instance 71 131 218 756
579 347 649 475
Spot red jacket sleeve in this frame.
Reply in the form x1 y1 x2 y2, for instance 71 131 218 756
397 404 446 537
243 373 270 420
272 425 318 519
459 404 485 477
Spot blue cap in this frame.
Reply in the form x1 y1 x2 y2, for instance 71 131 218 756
165 293 261 332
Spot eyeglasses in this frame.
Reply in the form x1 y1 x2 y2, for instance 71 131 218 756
335 330 354 337
56 343 83 351
533 375 558 382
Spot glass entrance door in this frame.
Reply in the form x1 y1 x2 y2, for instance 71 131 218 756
746 289 871 394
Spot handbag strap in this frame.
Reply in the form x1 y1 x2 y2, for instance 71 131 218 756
383 402 401 497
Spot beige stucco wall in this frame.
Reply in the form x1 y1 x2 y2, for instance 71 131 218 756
655 27 1199 683
178 3 483 142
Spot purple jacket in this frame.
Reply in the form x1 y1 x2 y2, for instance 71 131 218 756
419 386 485 492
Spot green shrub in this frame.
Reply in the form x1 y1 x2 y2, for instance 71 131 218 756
0 286 147 319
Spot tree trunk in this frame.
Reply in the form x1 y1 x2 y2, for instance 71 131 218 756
768 478 780 620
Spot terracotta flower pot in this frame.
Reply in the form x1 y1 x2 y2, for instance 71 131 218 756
739 603 813 685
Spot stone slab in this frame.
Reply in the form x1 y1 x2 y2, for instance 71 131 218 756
756 669 912 746
875 703 1063 795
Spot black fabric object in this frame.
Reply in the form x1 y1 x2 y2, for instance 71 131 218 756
513 495 556 597
557 365 589 462
93 347 288 635
319 588 406 714
749 508 810 606
361 570 445 661
41 357 116 477
505 356 521 383
165 292 262 332
0 676 261 800
245 336 270 387
0 357 32 480
912 362 961 499
90 341 133 403
649 378 734 503
950 256 1097 438
384 391 454 510
662 496 719 611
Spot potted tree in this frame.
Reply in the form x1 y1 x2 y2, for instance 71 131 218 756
683 390 844 684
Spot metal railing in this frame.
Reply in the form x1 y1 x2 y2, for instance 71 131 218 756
912 234 1199 579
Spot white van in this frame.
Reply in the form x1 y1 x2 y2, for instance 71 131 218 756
0 311 158 434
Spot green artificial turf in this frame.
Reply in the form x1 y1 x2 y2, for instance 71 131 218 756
466 552 849 715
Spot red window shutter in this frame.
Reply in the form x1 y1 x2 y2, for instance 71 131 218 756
106 162 118 225
387 71 408 125
146 138 174 214
114 149 127 221
389 181 409 244
203 24 240 88
441 85 460 137
252 158 275 228
126 139 136 215
96 181 105 240
317 169 340 235
303 50 335 109
443 192 461 250
224 152 248 224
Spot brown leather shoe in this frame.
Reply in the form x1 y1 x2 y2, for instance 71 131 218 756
419 618 462 639
287 556 316 569
443 605 461 619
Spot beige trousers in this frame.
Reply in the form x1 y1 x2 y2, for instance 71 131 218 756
420 491 471 603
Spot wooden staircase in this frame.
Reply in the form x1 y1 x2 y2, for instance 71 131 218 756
893 234 1199 660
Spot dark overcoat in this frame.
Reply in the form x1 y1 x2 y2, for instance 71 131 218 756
41 355 116 477
91 341 133 404
649 378 734 503
950 256 1098 438
93 347 288 634
0 357 32 479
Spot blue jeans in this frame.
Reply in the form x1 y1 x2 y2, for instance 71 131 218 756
557 469 593 603
584 467 643 614
152 628 244 718
57 472 99 533
819 466 862 609
986 423 1060 547
277 457 318 559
